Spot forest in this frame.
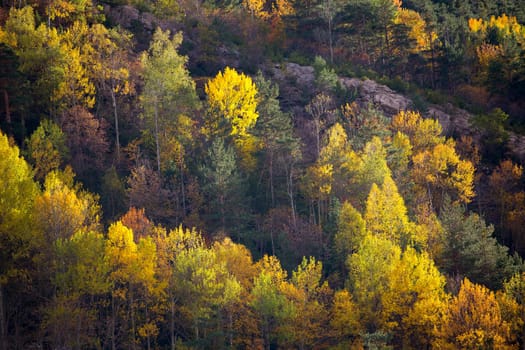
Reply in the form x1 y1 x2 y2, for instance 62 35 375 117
1 0 525 348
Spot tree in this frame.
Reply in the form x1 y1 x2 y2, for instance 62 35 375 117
60 105 109 184
26 119 69 181
251 255 294 350
127 163 174 226
333 201 366 268
305 93 334 160
200 138 246 236
85 25 134 162
382 246 446 348
44 229 110 349
0 6 65 115
35 168 101 242
105 221 158 350
364 174 414 246
329 289 362 346
439 198 518 290
0 131 39 350
285 257 331 349
351 136 392 206
434 278 517 349
347 234 399 333
504 272 525 346
170 234 241 345
253 72 300 209
140 28 198 174
205 67 259 170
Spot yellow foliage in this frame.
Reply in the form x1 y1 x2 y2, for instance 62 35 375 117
205 67 259 170
476 43 503 67
205 67 259 138
468 18 485 33
243 0 267 19
434 278 517 349
469 14 525 41
392 110 444 152
395 8 437 52
255 254 288 284
365 175 413 244
383 246 447 347
330 290 362 338
35 170 100 241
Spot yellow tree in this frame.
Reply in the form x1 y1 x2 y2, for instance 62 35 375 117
26 119 69 181
329 289 362 346
205 67 259 169
286 257 331 348
251 255 294 349
105 221 158 350
34 168 100 241
333 201 366 267
504 272 525 345
392 111 475 208
347 234 399 332
412 140 475 208
364 174 415 246
391 110 444 153
383 247 447 348
0 131 39 350
212 237 258 347
434 278 517 349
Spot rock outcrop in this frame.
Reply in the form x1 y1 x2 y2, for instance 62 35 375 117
339 77 412 117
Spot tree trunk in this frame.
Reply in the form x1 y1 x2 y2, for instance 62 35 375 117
180 157 186 216
286 162 297 228
2 90 10 125
130 286 136 350
328 13 334 64
269 152 275 207
111 294 116 350
110 86 120 162
154 100 161 175
170 298 175 350
0 285 6 350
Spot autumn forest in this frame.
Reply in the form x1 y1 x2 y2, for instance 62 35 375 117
1 0 525 348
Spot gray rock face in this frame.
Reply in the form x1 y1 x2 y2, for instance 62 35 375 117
339 77 412 116
425 104 473 138
272 63 316 89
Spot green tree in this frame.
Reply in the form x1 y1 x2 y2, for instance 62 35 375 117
200 138 246 236
170 231 241 346
253 72 300 209
140 27 198 174
439 198 518 290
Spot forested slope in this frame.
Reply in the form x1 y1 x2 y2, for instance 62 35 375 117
1 0 525 348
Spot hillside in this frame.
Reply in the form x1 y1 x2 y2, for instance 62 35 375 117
1 0 525 348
